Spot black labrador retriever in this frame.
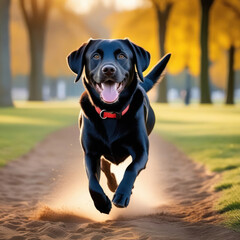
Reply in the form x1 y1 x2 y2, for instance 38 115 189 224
67 39 170 214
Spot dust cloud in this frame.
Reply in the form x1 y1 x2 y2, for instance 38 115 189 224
35 149 168 222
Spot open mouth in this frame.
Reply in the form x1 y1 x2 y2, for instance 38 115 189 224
95 81 125 104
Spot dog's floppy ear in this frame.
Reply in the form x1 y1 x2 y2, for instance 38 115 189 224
125 39 150 82
67 40 91 82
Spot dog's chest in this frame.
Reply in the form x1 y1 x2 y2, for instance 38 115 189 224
102 119 119 140
101 119 133 164
82 115 138 164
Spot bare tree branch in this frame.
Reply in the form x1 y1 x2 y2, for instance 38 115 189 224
151 0 173 17
222 0 240 17
30 0 39 19
41 0 51 26
19 0 32 30
165 2 173 19
151 0 160 11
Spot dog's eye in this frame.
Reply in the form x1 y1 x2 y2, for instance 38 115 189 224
92 53 101 60
118 53 126 60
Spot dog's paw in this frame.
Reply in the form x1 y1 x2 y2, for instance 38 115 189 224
112 192 130 208
89 179 112 214
90 189 112 214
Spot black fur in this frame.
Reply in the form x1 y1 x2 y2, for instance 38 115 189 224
67 39 170 214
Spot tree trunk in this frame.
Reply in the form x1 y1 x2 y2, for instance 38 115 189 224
28 27 45 101
200 0 214 104
153 3 172 103
156 9 167 103
225 45 235 104
185 67 191 105
0 0 13 107
19 0 50 101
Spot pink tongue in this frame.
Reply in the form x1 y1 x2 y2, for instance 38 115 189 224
101 82 119 103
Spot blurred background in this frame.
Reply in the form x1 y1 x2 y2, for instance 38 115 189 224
0 0 240 106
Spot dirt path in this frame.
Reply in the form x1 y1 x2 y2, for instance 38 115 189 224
0 125 239 240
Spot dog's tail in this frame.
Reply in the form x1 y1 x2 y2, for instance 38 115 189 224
140 53 171 92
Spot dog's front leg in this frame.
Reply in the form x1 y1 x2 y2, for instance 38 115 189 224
85 153 112 214
112 151 148 208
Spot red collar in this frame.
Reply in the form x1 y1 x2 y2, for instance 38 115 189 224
95 105 130 119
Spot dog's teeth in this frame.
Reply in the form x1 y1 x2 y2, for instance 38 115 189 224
117 83 122 90
96 83 102 92
97 83 101 90
117 82 123 91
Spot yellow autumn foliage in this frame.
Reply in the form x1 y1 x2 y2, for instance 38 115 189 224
165 0 200 76
10 0 240 89
10 0 91 77
44 9 90 77
107 0 239 89
107 7 159 75
10 1 29 76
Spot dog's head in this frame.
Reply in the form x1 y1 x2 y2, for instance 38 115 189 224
67 39 150 105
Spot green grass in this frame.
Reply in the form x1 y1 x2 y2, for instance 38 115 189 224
1 101 240 230
153 103 240 231
0 101 79 167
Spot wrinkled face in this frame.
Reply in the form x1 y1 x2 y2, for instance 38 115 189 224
84 40 135 104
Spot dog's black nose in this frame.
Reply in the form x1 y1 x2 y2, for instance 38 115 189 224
102 65 116 77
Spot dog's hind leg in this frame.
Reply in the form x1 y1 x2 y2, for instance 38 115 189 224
101 157 118 192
